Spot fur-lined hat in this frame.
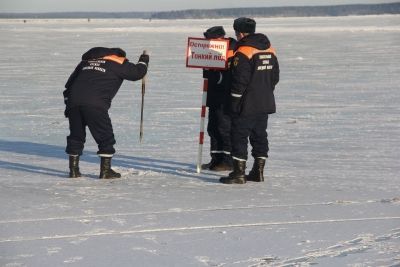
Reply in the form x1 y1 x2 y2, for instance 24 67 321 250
233 17 256 33
203 26 226 39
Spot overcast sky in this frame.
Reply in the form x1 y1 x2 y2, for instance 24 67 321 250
0 0 393 13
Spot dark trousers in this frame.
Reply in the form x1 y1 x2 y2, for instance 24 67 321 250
66 106 116 156
231 114 269 160
207 106 232 155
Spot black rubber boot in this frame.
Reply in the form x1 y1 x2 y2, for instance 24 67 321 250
219 159 246 184
201 154 220 170
69 155 81 178
210 154 233 172
246 158 266 182
99 157 121 179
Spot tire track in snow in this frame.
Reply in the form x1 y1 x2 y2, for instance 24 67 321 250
1 216 400 243
1 197 398 224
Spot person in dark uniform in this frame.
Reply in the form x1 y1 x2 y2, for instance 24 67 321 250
220 18 280 184
63 47 149 179
201 26 237 171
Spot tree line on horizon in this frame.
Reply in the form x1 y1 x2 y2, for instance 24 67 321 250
1 2 399 19
151 2 400 19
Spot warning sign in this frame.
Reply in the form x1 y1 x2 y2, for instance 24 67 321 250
186 37 229 70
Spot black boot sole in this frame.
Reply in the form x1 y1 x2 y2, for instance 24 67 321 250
245 175 264 182
219 177 246 184
99 176 121 179
99 174 121 179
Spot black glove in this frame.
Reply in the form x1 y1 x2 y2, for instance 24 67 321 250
202 69 210 79
203 70 223 85
230 95 241 115
138 54 149 65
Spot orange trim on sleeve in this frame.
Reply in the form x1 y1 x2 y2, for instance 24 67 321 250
236 46 276 59
102 55 126 64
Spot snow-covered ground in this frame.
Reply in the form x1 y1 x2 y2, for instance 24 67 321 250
0 15 399 266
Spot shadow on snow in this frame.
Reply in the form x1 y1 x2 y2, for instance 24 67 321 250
0 140 219 183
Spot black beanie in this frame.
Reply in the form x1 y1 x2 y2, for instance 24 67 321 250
233 17 256 34
203 26 226 39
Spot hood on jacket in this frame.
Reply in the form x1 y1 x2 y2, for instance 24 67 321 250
236 33 271 51
81 47 126 60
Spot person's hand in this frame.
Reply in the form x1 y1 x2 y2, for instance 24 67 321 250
139 53 149 65
63 89 70 117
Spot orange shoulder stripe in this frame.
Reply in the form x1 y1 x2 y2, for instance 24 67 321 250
227 49 234 59
236 46 276 59
102 55 126 64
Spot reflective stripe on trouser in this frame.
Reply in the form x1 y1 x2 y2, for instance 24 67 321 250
231 114 269 160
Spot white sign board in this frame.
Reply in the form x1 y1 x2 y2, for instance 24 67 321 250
186 37 229 70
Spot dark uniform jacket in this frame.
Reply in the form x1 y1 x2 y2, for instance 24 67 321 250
203 38 236 109
230 34 279 116
63 47 147 115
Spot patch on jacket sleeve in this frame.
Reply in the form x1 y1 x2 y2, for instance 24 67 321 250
233 56 239 67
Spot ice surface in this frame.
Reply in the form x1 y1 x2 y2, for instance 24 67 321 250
0 15 399 266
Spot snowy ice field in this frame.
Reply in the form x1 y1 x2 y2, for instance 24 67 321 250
0 15 399 266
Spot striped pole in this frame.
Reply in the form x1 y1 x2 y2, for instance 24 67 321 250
196 78 208 173
139 50 147 143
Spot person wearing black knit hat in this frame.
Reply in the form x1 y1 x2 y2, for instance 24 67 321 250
201 26 237 171
220 18 280 184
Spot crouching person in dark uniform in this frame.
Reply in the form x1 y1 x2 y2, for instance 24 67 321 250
220 18 280 184
63 47 149 178
202 26 237 171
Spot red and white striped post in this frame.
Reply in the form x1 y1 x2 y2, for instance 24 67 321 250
196 78 208 173
186 37 229 173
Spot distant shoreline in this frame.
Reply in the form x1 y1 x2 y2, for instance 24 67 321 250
1 2 399 19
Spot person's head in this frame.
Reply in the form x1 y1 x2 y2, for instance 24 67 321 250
203 26 226 39
233 17 256 40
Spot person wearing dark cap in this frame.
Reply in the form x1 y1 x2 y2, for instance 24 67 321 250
201 26 237 171
63 47 149 179
220 17 280 184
